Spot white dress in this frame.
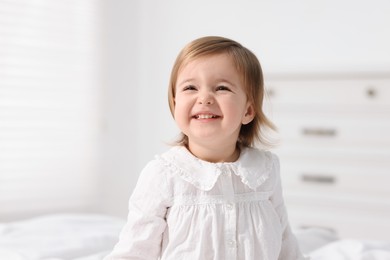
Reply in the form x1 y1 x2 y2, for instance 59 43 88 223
104 146 305 260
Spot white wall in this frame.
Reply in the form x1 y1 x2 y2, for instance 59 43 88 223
98 1 140 216
100 0 390 218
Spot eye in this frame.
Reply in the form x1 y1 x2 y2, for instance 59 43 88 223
216 85 231 91
183 85 197 91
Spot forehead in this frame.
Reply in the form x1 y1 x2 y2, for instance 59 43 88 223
182 52 234 67
177 53 240 80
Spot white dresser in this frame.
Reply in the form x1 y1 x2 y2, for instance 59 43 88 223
264 75 390 241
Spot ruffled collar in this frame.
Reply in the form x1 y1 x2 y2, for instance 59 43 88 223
157 146 274 191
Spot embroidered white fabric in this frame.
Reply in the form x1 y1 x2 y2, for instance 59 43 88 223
104 146 306 260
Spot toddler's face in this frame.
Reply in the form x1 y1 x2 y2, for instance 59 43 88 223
174 53 254 153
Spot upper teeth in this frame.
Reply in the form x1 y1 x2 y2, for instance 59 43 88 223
197 114 216 119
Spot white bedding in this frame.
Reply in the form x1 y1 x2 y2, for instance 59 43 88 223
309 240 390 260
0 214 125 260
295 228 390 260
1 214 389 260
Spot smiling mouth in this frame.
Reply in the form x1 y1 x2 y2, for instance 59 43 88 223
193 114 220 119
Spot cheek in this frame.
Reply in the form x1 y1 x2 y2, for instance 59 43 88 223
224 98 247 117
173 99 188 121
174 94 191 110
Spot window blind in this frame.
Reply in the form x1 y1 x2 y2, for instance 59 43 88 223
0 0 101 220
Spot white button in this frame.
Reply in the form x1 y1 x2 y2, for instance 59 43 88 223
226 203 234 210
227 239 236 248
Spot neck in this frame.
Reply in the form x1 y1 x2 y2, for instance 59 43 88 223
187 142 240 163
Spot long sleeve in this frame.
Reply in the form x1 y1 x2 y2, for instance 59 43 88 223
270 155 307 260
104 160 171 260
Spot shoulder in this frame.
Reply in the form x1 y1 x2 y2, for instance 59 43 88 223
135 148 175 184
139 146 187 179
234 147 280 190
131 149 177 200
239 147 279 172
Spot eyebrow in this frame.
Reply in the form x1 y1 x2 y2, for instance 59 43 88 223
177 78 195 86
215 78 237 87
177 77 238 87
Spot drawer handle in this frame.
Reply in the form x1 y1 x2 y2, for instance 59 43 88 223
301 174 336 184
266 88 276 97
299 225 337 234
302 128 337 137
366 87 377 98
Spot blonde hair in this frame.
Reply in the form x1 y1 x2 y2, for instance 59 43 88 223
168 36 276 147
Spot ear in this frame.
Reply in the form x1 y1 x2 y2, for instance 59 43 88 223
242 103 255 125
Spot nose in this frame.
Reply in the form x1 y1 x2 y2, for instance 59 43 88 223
199 99 212 105
198 91 214 105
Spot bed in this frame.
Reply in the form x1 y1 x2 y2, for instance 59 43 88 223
1 214 389 260
295 228 390 260
0 214 125 260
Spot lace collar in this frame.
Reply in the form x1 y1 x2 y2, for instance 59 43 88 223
157 146 274 191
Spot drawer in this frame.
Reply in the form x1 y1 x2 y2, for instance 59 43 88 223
264 78 390 107
273 139 390 163
279 160 390 197
272 116 390 145
286 205 390 240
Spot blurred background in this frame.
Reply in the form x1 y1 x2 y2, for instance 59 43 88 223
1 0 389 221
